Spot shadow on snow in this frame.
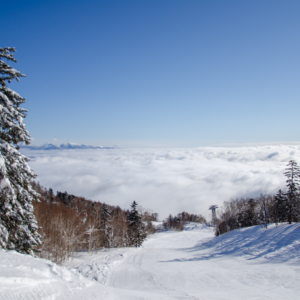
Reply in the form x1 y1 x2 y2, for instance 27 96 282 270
160 223 300 265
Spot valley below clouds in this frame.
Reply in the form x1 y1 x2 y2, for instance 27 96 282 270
21 145 300 219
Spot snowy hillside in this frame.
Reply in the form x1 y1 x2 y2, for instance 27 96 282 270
1 223 300 299
20 143 118 150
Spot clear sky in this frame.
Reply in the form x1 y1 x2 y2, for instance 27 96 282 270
2 0 300 147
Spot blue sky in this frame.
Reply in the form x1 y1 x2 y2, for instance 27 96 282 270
2 0 300 147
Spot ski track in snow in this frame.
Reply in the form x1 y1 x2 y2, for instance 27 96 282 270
1 223 300 299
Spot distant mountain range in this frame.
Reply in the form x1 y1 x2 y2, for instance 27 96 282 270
20 143 118 150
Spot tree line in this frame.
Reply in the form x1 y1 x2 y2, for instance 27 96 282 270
216 160 300 236
163 212 206 231
32 182 156 264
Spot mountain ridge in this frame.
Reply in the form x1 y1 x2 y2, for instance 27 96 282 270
20 142 118 150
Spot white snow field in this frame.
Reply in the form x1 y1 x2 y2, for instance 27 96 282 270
1 223 300 300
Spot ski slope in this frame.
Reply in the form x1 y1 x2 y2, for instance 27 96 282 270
1 223 300 299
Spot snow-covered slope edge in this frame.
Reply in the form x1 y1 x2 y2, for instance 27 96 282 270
0 249 109 300
197 223 300 263
63 248 133 284
0 248 148 300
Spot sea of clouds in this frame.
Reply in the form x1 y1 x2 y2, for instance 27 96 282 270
21 145 300 220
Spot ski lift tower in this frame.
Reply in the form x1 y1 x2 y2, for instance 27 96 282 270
209 205 218 226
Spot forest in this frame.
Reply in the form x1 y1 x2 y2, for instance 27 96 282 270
215 160 300 236
31 183 155 264
31 182 206 264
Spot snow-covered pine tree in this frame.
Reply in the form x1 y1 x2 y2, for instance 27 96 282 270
284 160 300 224
0 47 40 254
127 201 146 247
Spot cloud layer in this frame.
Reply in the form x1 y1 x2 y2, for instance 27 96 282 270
21 145 300 220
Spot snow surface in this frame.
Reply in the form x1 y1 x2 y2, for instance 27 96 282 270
1 223 300 299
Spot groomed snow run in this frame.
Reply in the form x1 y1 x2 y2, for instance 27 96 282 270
1 223 300 300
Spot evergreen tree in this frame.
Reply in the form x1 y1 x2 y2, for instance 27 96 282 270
48 188 54 202
273 189 287 224
0 47 40 254
167 214 174 228
164 214 184 230
127 201 146 247
236 198 259 228
99 203 112 248
284 160 300 224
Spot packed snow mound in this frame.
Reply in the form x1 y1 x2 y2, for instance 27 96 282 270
0 249 110 300
63 248 132 284
20 143 118 150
